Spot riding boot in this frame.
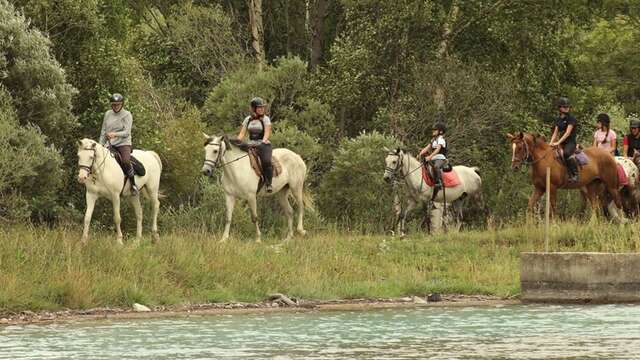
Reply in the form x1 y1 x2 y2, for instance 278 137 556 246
567 158 579 183
264 165 273 193
128 168 139 195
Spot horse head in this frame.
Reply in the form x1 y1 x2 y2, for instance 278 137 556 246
202 133 226 177
77 138 98 184
383 147 404 183
507 132 530 170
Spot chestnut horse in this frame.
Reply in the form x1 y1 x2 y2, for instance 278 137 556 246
508 132 626 221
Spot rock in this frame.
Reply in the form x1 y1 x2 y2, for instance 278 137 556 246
412 296 428 304
0 318 9 324
132 303 151 312
399 297 412 302
427 293 442 302
268 293 297 306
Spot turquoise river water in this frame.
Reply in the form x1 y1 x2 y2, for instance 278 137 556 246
1 304 640 359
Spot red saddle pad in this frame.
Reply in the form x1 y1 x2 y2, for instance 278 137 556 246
422 167 461 188
617 163 629 187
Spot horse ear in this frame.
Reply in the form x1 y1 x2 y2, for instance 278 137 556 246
634 149 640 156
223 135 231 149
77 139 83 147
383 146 390 152
506 133 514 140
517 132 524 139
202 132 210 140
395 147 400 154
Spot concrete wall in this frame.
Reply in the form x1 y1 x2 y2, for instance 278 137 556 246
521 252 640 303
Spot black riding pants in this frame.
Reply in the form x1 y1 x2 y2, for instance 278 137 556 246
430 159 445 185
256 143 273 185
562 141 576 161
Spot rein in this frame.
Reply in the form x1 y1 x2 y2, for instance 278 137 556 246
78 146 108 177
386 152 423 181
204 141 249 170
515 139 550 166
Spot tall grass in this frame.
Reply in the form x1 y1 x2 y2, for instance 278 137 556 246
0 220 638 313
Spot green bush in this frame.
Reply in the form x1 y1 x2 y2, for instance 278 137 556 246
203 57 335 142
0 88 64 222
317 131 400 230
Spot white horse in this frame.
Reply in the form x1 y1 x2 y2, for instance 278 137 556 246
77 139 163 244
383 148 482 236
201 134 309 242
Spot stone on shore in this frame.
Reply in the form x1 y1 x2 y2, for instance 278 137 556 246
133 303 151 312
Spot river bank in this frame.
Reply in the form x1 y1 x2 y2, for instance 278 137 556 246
0 294 518 326
1 222 637 321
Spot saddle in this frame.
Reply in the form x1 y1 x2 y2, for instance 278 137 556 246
109 148 146 176
555 147 589 167
229 139 282 179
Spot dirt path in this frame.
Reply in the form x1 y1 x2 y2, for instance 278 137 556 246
0 294 519 326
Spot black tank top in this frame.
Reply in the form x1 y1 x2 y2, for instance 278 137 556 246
626 134 640 157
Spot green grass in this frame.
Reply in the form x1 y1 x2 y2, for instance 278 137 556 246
1 221 639 313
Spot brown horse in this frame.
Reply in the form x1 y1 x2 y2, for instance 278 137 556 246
507 132 626 221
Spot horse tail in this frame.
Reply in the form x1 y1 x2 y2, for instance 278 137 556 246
302 188 315 212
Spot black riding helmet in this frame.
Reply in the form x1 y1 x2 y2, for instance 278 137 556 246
432 122 446 134
557 97 571 107
630 118 640 129
110 93 124 103
597 113 610 126
250 97 266 109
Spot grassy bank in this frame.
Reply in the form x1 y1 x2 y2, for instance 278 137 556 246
1 222 639 313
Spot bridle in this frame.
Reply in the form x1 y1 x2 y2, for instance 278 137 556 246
203 138 249 173
512 137 549 167
385 151 423 181
78 147 100 175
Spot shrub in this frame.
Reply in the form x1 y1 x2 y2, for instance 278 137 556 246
317 131 400 230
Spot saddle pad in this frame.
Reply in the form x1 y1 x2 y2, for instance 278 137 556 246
617 163 629 187
422 167 461 188
249 150 282 179
575 151 589 166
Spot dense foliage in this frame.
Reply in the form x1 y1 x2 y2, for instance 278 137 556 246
2 0 638 232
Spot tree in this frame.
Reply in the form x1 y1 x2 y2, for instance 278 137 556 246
248 0 265 68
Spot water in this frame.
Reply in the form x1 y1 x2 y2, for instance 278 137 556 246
2 304 640 359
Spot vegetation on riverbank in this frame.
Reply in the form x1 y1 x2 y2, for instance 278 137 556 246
1 221 638 313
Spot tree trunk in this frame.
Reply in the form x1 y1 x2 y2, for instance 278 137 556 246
248 0 265 69
433 1 459 110
310 0 329 69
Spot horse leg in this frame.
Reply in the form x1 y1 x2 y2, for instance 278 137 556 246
527 187 544 220
607 185 628 224
81 192 98 244
585 182 602 222
293 184 306 236
111 194 124 245
221 194 235 242
129 195 143 242
400 198 417 238
150 189 160 243
247 195 261 243
277 190 294 242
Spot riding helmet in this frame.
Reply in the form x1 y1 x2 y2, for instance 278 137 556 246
250 97 266 109
432 122 446 134
630 118 640 129
596 113 610 126
557 97 571 107
110 93 124 103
